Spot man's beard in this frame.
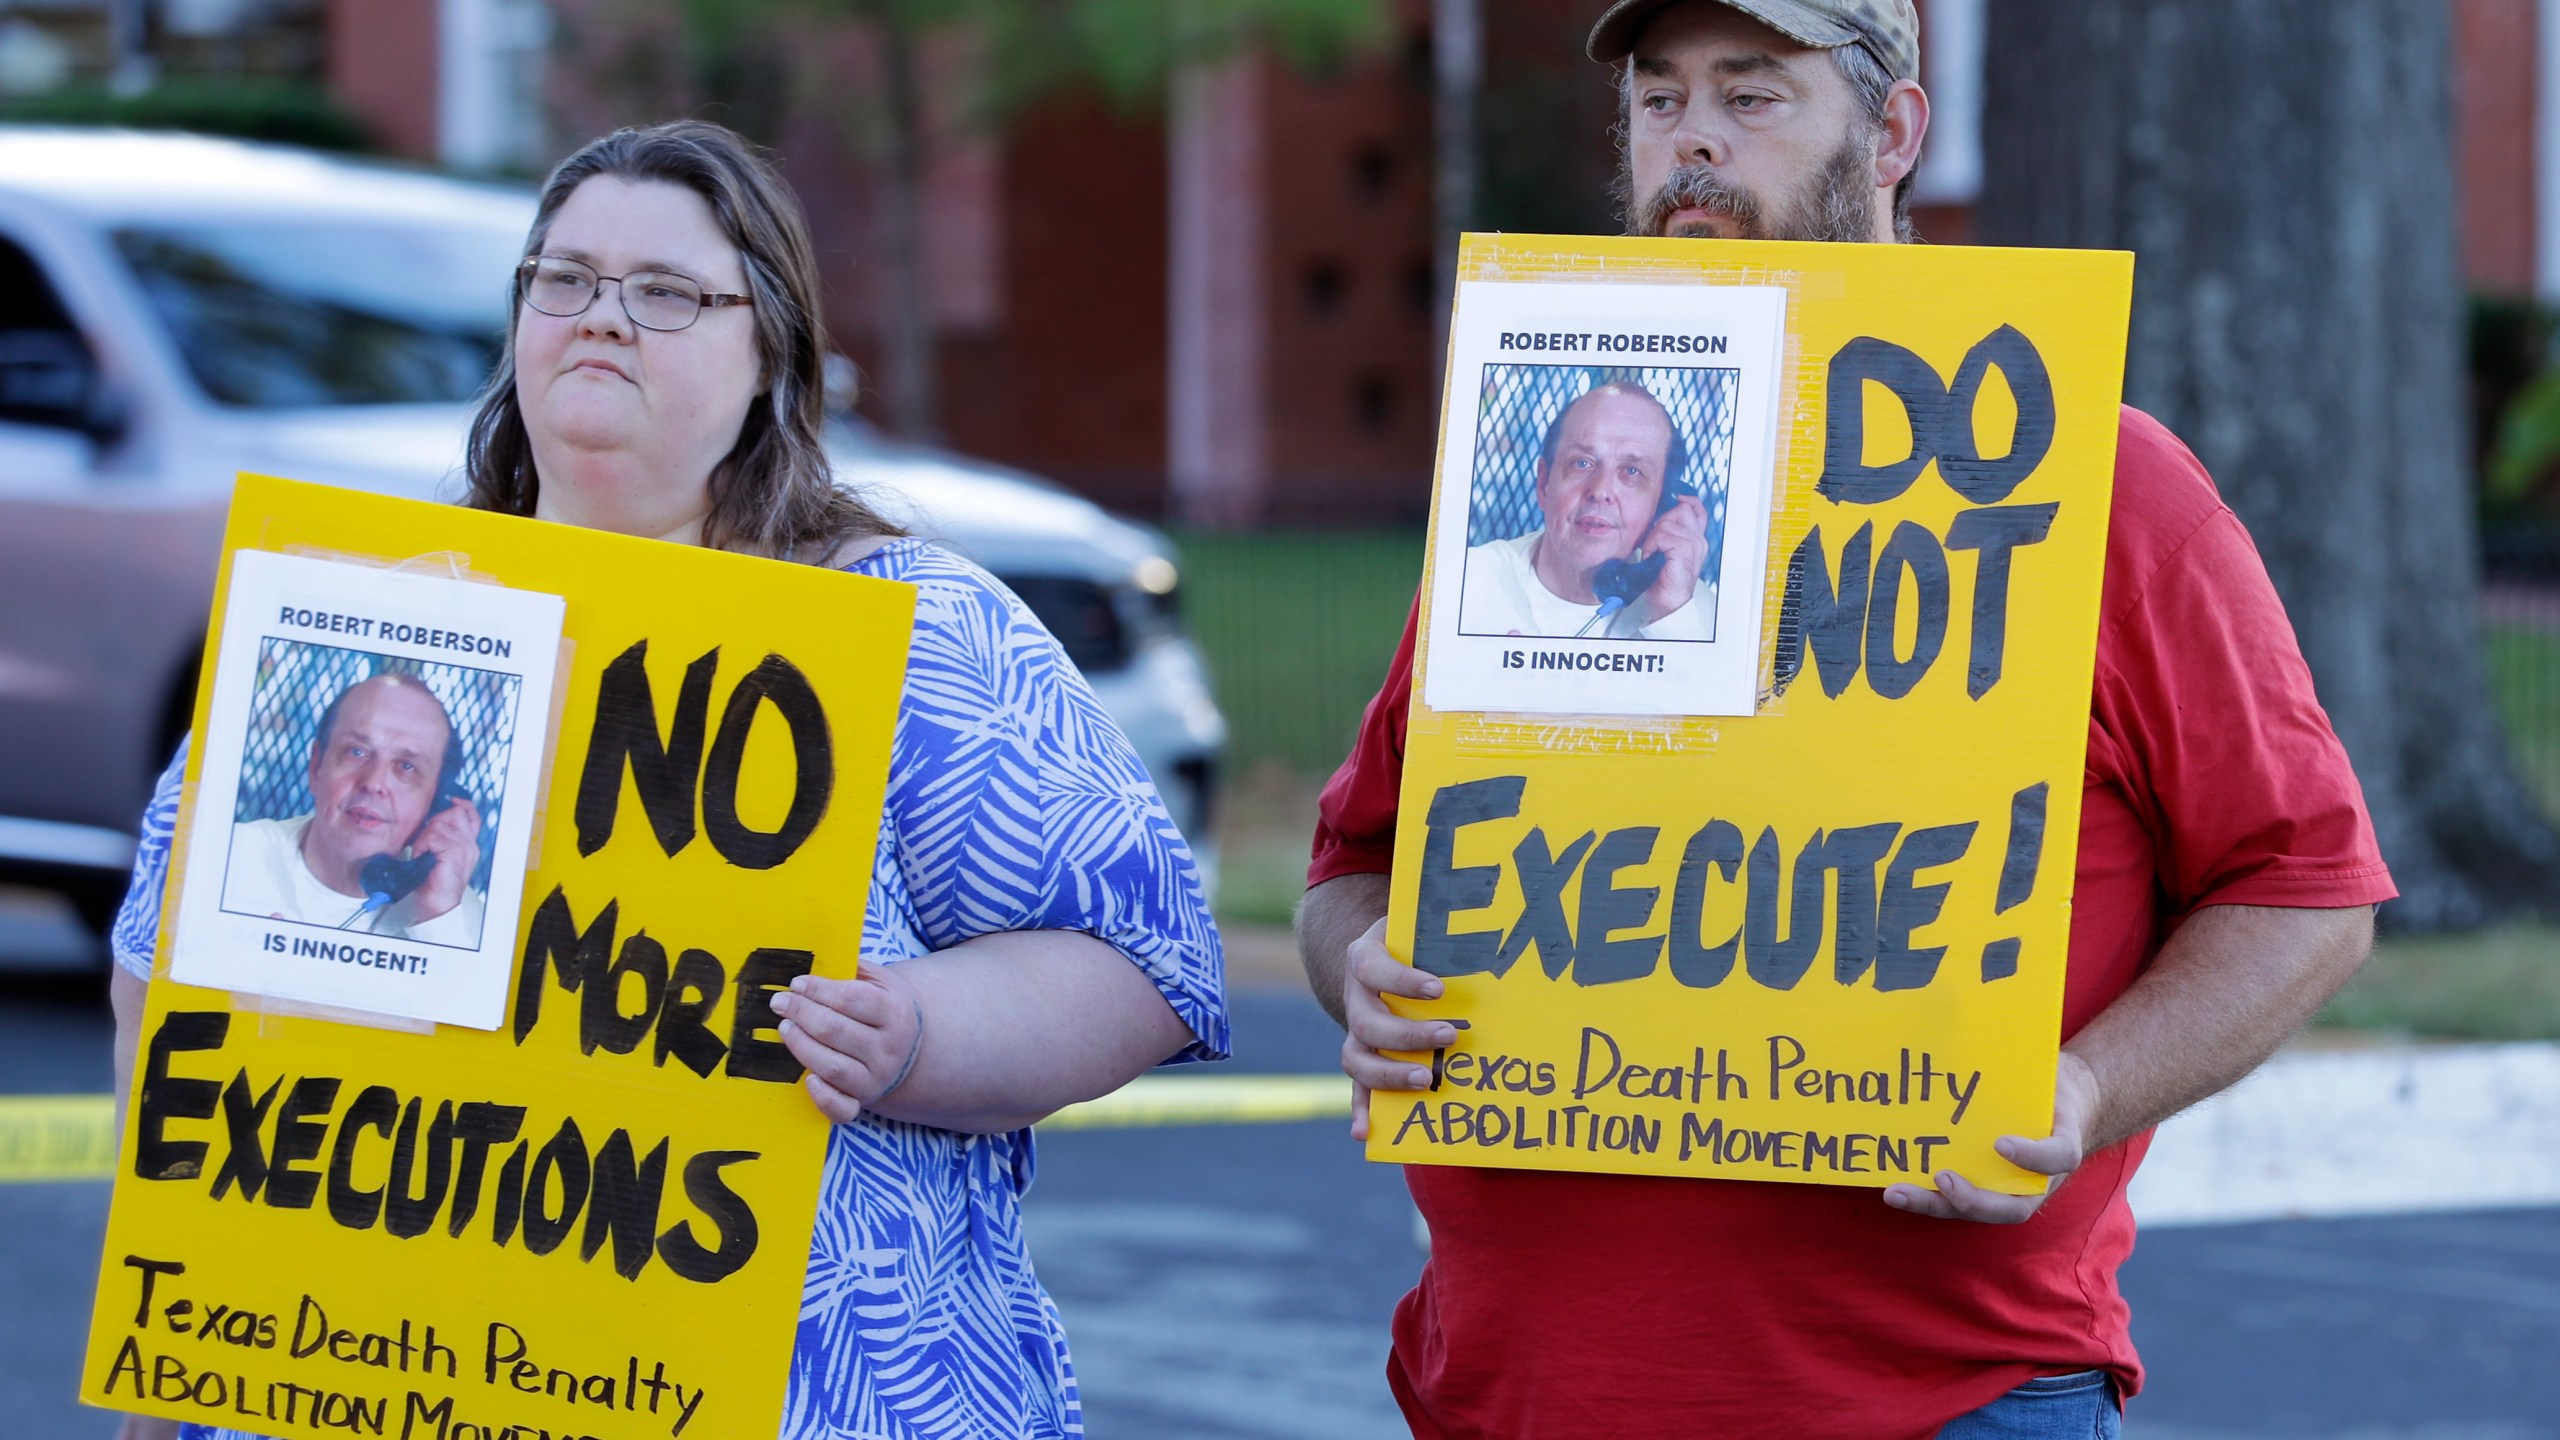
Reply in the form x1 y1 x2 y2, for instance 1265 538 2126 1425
1624 134 1877 243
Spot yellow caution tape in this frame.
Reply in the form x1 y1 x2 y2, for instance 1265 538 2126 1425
1037 1074 1353 1131
0 1076 1351 1183
0 1094 116 1183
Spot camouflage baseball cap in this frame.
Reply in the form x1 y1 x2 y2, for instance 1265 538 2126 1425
1587 0 1919 80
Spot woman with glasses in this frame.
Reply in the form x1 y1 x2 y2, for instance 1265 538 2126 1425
108 120 1228 1440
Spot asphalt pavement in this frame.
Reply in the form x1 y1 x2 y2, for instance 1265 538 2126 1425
4 906 2556 1440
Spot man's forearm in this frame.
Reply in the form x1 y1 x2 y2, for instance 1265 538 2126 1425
2066 902 2375 1153
1296 873 1390 1029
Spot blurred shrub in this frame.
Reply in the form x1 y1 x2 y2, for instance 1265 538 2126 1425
2478 293 2560 519
1175 529 1420 927
2486 374 2560 515
2323 921 2560 1040
0 82 374 153
1174 528 1420 776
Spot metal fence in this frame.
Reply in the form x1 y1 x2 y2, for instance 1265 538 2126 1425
234 636 520 891
2485 529 2560 824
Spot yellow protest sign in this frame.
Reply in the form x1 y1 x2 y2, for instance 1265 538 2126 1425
1371 236 2132 1195
84 475 913 1438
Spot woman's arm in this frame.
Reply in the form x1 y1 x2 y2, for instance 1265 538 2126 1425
774 553 1224 1132
772 930 1194 1133
111 966 146 1116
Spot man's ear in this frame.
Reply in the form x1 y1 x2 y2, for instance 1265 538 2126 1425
1875 78 1929 195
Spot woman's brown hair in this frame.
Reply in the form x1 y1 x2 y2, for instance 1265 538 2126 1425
463 119 902 554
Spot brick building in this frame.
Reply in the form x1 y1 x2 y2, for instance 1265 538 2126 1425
316 0 2560 525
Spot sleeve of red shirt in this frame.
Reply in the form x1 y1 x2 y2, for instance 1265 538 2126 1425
2087 410 2397 913
1307 588 1417 887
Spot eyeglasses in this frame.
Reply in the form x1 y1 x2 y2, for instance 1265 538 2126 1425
516 256 752 332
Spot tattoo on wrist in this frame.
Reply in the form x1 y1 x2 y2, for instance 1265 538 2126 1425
874 993 925 1101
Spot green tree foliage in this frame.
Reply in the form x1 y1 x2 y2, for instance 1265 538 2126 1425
969 0 1388 116
0 81 374 153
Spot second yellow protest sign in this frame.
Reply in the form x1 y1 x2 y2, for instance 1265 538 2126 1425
83 476 913 1438
1372 237 2133 1195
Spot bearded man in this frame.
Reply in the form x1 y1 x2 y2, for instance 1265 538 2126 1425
1296 3 2397 1436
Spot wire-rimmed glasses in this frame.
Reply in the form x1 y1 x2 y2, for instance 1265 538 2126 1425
516 256 752 332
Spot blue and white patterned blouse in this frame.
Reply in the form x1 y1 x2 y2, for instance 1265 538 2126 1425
116 539 1230 1440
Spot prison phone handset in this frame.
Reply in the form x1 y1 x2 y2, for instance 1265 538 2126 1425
1577 478 1693 637
355 778 469 913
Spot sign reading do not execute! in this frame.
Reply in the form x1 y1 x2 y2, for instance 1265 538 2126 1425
1373 236 2133 1195
83 475 914 1438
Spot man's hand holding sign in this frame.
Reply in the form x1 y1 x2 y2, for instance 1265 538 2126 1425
1340 908 2104 1226
1882 902 2376 1226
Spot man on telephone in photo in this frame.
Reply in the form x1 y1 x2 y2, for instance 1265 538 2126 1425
222 672 486 942
1459 381 1717 642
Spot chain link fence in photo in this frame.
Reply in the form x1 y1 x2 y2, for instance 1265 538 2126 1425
1464 362 1742 585
234 637 521 891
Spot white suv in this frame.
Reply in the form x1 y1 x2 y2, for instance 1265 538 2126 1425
0 128 1225 934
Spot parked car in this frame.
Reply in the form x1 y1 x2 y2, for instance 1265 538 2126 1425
0 128 1223 938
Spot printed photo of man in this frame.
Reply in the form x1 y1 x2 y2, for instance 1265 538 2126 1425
222 671 486 943
1460 380 1716 641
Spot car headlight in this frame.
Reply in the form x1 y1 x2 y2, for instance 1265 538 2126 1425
999 574 1134 674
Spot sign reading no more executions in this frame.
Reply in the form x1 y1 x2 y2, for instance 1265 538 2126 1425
1374 237 2133 1195
84 476 915 1439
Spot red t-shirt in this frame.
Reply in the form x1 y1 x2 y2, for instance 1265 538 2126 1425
1309 407 2397 1440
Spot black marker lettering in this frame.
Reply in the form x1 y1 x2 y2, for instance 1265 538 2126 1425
1875 823 1978 992
1744 828 1826 991
582 1130 670 1281
657 1150 761 1283
1938 325 2057 504
701 654 833 870
574 641 718 859
1497 827 1594 981
1864 521 1948 700
1819 338 1948 504
1574 828 1664 987
1412 777 1526 977
1773 523 1874 699
1945 503 2059 698
1665 819 1745 989
134 1012 226 1181
513 887 617 1047
727 949 813 1083
1821 823 1902 984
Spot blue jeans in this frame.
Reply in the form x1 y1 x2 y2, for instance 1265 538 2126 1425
1936 1370 2121 1439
